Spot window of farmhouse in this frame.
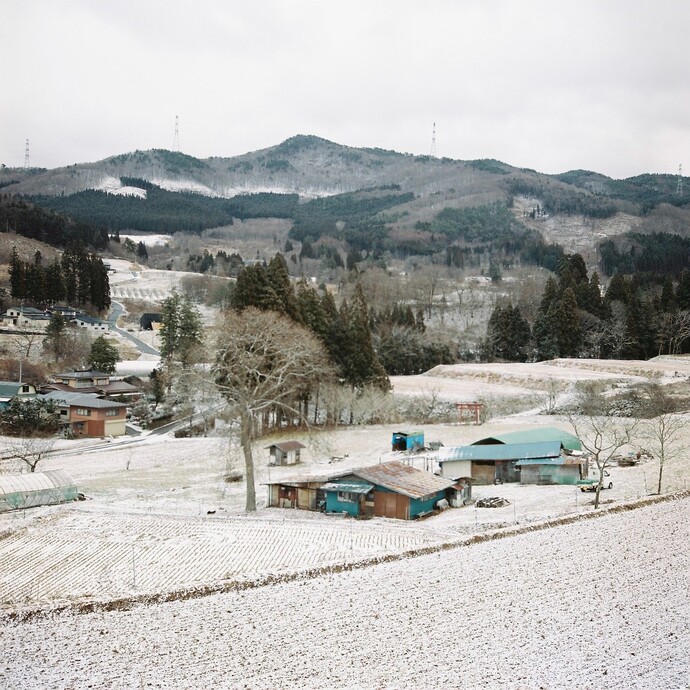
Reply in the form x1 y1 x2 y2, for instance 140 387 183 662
337 491 356 503
75 408 91 416
105 409 120 417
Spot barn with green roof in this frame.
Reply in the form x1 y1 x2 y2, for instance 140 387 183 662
437 427 584 485
471 427 582 451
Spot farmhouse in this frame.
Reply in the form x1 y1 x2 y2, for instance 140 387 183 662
42 391 127 438
0 470 78 512
0 381 37 409
0 306 51 329
70 313 109 332
43 370 141 400
266 441 305 466
323 460 455 519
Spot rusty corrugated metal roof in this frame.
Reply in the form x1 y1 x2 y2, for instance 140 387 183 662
352 461 455 499
266 441 306 452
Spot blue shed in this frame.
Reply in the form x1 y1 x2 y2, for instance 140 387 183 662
322 461 455 520
392 430 425 452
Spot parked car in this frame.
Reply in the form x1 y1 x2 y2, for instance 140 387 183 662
579 470 613 492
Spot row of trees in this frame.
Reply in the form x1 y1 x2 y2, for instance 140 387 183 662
8 245 111 312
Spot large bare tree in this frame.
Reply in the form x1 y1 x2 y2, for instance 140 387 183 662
213 308 333 511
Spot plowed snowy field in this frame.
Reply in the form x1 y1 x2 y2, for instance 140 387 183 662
0 509 458 608
2 497 688 689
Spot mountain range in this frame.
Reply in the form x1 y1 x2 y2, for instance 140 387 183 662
1 134 688 262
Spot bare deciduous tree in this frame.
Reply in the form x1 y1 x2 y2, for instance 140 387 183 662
569 412 637 509
213 308 333 511
3 436 56 474
655 310 690 355
642 413 685 494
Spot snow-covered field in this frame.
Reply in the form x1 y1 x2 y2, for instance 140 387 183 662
1 410 688 615
4 272 690 688
3 496 688 689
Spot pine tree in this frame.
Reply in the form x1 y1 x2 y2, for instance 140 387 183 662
44 313 68 362
178 295 204 366
266 254 301 321
88 336 120 374
343 284 390 390
296 280 327 339
9 247 25 299
231 264 282 312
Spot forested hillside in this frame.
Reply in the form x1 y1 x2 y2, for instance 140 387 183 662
28 184 298 234
0 195 108 250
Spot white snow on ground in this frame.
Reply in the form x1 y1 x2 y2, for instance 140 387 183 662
119 234 170 247
95 176 147 199
1 414 688 612
2 497 687 689
151 178 219 196
2 352 689 686
108 263 191 302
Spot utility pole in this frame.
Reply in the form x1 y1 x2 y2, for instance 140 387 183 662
24 139 30 169
173 115 180 152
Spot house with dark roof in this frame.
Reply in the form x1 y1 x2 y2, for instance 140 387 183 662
42 370 141 401
70 313 109 332
42 391 127 437
0 306 51 329
322 460 455 519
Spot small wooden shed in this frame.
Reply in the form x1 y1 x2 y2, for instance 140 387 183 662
0 470 78 512
266 441 306 466
265 478 327 510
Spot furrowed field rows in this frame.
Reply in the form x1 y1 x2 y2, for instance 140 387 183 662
0 509 453 607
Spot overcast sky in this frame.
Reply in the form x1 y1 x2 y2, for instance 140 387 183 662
2 0 689 179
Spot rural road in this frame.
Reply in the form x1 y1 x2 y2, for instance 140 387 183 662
109 301 160 356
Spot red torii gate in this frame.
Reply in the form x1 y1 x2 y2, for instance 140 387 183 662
455 402 483 425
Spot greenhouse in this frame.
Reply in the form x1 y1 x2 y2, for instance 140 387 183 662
0 470 78 512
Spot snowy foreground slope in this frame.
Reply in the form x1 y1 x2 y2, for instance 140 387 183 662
3 497 688 689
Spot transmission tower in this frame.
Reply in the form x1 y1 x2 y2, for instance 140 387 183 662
677 163 683 197
24 139 30 168
430 122 437 158
173 115 180 152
